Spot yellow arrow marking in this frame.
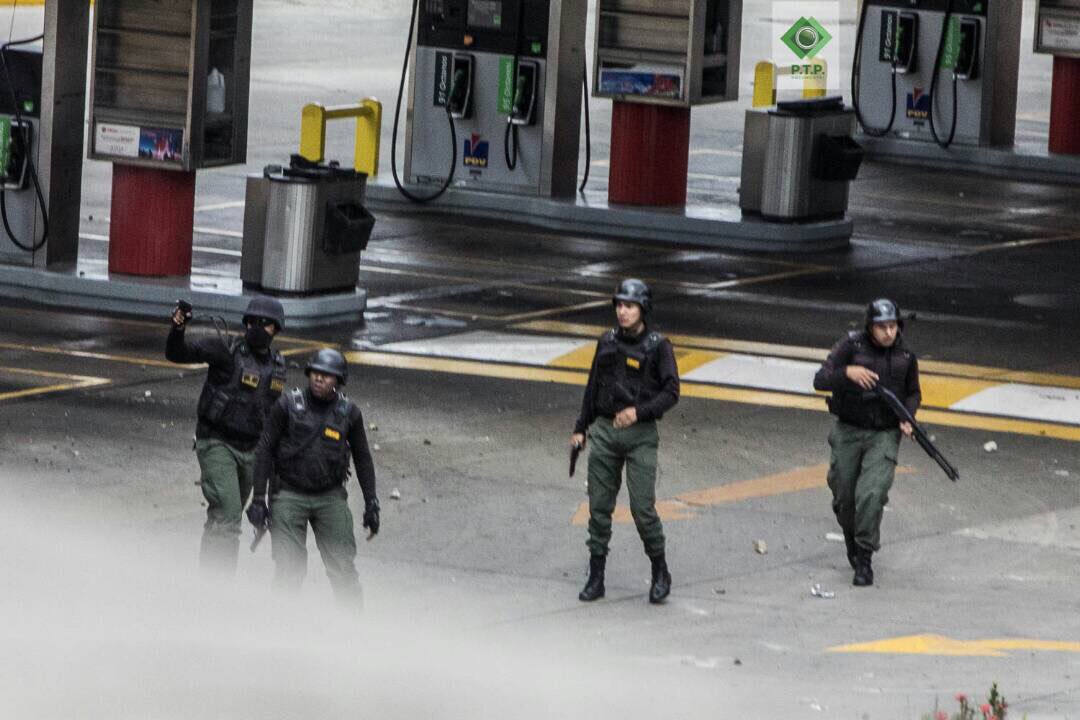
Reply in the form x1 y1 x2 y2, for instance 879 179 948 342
828 634 1080 657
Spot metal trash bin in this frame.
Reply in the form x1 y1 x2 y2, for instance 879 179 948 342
241 155 374 295
739 96 863 222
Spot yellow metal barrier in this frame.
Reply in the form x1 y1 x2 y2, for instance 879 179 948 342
752 60 829 108
753 61 776 108
299 98 382 177
802 58 827 99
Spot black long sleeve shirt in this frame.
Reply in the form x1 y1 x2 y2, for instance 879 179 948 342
574 327 680 434
167 325 242 445
814 331 921 423
253 389 377 503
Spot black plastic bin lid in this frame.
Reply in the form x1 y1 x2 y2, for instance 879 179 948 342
773 96 845 117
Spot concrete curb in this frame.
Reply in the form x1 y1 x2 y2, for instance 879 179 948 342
861 135 1080 185
364 181 853 252
0 264 366 329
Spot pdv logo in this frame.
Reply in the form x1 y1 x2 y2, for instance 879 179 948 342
463 134 488 168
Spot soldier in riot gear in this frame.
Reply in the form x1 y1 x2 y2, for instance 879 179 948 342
813 298 921 587
166 295 288 574
570 279 680 604
249 348 379 603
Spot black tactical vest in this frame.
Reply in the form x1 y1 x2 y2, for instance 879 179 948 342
595 329 665 417
275 389 354 494
827 330 914 429
196 339 286 440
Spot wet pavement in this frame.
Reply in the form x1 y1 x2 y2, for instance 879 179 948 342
3 1 1080 718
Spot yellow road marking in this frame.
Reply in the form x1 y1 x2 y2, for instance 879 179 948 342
920 376 998 407
549 343 600 370
516 320 831 361
2 308 329 350
550 343 723 375
0 366 110 402
677 464 831 507
499 300 611 323
344 350 1080 440
673 348 723 375
570 464 915 525
347 350 591 386
0 337 322 369
384 299 612 323
702 267 829 290
516 320 1080 390
828 634 1080 657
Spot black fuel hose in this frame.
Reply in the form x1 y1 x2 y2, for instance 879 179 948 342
851 2 898 138
0 33 48 252
390 0 457 203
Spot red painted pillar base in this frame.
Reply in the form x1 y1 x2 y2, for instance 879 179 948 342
608 102 690 206
1049 56 1080 155
108 164 195 276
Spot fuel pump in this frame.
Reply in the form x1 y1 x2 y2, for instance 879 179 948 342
390 0 464 203
401 0 587 199
928 5 982 147
0 39 47 259
851 5 918 137
851 0 1019 149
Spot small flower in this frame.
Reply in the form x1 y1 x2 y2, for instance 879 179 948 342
935 712 948 720
956 693 967 702
981 704 991 714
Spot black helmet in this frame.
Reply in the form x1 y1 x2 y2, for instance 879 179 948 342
613 278 653 315
305 348 348 385
243 295 285 330
865 298 902 328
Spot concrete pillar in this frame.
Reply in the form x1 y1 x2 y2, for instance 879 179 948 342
36 0 89 268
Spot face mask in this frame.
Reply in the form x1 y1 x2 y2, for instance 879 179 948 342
246 324 272 350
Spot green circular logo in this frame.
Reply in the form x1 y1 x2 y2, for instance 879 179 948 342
796 26 819 51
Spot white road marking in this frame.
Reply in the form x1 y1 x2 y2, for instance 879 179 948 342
378 331 591 366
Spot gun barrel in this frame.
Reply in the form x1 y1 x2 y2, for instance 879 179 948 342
873 385 959 482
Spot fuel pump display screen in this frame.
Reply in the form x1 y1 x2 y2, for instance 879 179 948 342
467 0 502 29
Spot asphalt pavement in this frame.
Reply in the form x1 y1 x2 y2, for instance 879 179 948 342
3 1 1080 718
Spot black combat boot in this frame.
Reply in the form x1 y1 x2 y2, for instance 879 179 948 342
852 549 874 587
648 554 671 604
843 529 857 570
579 554 606 602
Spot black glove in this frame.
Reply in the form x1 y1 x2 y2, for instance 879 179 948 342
362 497 380 536
172 300 192 328
246 497 270 528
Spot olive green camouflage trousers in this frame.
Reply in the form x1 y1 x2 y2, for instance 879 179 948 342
826 420 901 553
585 417 665 558
270 488 362 604
196 439 254 576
